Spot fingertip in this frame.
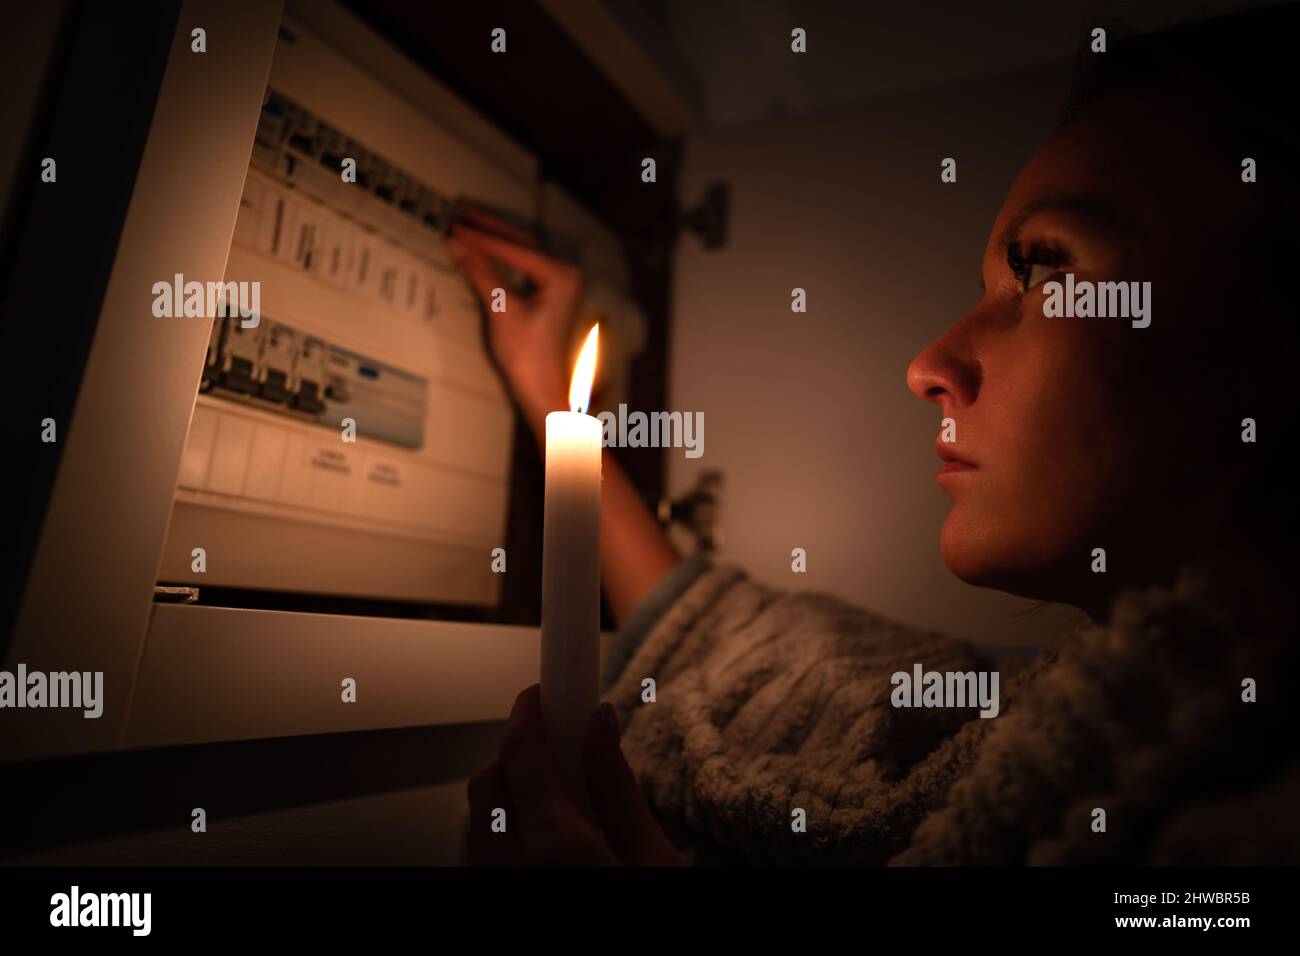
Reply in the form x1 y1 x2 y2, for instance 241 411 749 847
509 683 541 717
500 684 546 758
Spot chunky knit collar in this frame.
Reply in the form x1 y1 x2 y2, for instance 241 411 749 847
896 571 1299 864
609 563 1298 865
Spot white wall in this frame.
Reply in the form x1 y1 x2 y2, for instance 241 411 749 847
668 64 1086 647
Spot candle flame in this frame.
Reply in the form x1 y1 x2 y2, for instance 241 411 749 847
569 323 599 415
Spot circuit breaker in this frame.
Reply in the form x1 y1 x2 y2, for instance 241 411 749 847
158 27 526 606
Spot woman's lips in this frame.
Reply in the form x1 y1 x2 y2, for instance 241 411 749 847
935 443 976 477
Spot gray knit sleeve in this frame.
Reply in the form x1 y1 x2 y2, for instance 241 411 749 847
602 562 993 864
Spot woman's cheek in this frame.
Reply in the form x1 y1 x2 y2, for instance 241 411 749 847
957 328 1105 573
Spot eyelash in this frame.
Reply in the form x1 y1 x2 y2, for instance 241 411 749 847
1006 240 1069 293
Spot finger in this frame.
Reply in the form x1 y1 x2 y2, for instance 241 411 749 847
451 206 537 246
498 685 583 839
464 759 520 866
448 241 511 311
582 703 677 865
451 225 570 279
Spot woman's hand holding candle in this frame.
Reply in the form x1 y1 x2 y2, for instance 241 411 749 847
465 685 686 866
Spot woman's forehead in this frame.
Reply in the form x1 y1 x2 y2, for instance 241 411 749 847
996 100 1226 242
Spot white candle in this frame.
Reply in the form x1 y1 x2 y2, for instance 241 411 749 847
541 324 602 805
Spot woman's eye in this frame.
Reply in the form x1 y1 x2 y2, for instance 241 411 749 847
1024 262 1057 291
1006 240 1068 293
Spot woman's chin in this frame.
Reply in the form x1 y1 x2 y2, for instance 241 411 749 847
940 512 1087 609
940 513 993 583
940 511 1033 593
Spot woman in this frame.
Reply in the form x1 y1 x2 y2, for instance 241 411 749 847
452 8 1298 865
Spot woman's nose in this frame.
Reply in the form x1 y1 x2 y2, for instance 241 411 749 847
906 324 979 409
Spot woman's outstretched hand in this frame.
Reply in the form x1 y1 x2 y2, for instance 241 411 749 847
464 685 687 866
447 225 580 433
448 220 682 626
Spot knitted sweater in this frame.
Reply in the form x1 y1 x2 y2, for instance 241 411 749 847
601 558 1299 865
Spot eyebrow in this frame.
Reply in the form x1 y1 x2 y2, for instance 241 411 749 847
996 197 1125 257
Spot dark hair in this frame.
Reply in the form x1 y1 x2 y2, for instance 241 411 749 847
1064 5 1299 569
1063 5 1299 156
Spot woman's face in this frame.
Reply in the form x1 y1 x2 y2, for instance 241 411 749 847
907 91 1245 615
